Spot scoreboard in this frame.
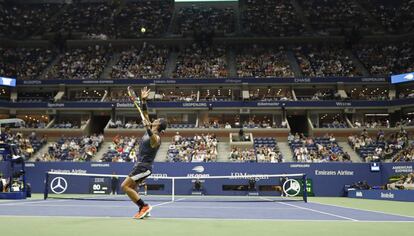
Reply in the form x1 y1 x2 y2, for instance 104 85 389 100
391 72 414 84
0 77 16 87
89 177 111 194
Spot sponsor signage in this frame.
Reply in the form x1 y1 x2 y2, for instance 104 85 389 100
50 177 68 194
89 177 110 194
2 98 414 109
16 77 390 86
348 190 414 202
13 162 395 197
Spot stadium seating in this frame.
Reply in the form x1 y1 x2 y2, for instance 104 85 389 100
241 0 306 36
0 47 55 80
115 1 173 38
229 137 283 163
359 0 414 33
293 45 362 77
102 136 139 162
353 42 414 76
169 124 196 129
321 122 348 129
44 135 103 162
167 133 218 162
45 2 117 38
348 130 408 162
392 142 414 162
0 43 412 80
174 5 235 35
254 137 283 162
2 130 47 160
44 47 111 80
1 0 414 165
289 135 349 162
236 45 294 78
173 44 228 79
17 92 55 103
297 0 375 34
110 44 169 79
0 3 62 39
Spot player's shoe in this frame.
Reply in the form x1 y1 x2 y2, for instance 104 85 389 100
133 204 152 219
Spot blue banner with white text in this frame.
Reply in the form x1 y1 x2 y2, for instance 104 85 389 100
17 77 388 86
1 98 414 109
0 162 407 196
391 72 414 84
348 190 414 202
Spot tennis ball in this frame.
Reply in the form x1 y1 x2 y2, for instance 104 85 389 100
140 27 146 33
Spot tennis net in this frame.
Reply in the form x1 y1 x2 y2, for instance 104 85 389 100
44 171 308 202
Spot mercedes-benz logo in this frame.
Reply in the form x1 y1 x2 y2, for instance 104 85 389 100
283 179 301 197
50 177 68 194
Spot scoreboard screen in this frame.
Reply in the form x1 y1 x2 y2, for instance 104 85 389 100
0 77 16 87
391 72 414 84
89 177 111 194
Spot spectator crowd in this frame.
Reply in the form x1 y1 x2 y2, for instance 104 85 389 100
111 44 169 79
289 133 351 162
241 0 306 36
174 6 234 34
39 134 103 162
236 45 294 78
173 44 228 79
102 135 139 162
348 129 409 162
294 45 361 77
167 132 218 162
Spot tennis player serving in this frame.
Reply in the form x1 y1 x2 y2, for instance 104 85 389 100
121 86 167 219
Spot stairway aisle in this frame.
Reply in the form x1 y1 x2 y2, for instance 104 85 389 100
93 142 113 161
338 141 363 163
155 142 171 162
278 142 294 162
217 142 231 162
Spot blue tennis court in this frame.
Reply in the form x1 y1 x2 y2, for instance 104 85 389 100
1 195 414 222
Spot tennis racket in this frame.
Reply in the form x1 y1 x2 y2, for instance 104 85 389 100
127 86 147 122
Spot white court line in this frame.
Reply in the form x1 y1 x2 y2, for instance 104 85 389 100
0 200 20 204
278 202 359 221
0 198 187 208
144 205 299 210
0 215 413 223
309 201 414 220
0 199 72 206
0 200 43 205
0 203 300 210
151 198 186 208
258 197 358 222
0 204 136 208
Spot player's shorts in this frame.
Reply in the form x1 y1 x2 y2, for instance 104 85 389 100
128 163 152 183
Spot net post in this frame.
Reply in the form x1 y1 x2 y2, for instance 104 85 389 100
171 178 175 202
302 174 308 203
44 172 49 200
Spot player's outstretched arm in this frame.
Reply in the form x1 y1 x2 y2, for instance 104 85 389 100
140 86 151 122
